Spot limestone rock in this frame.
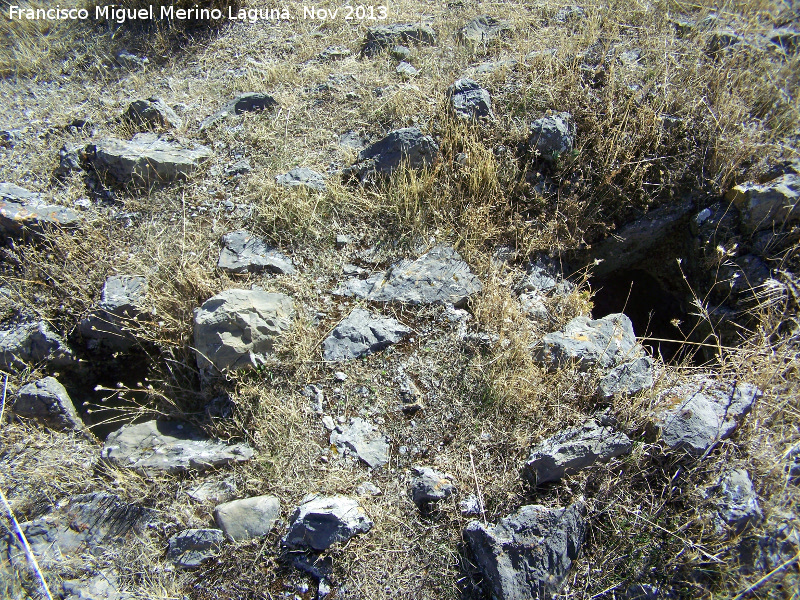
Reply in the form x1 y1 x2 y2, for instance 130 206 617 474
396 61 418 78
726 173 799 234
655 376 761 454
214 495 281 542
217 230 295 275
193 289 294 371
447 78 492 120
738 513 800 575
410 466 455 508
62 570 130 600
361 24 436 57
167 529 224 568
200 92 279 130
188 477 238 503
86 134 212 185
276 167 326 192
322 308 410 361
331 417 390 469
101 420 254 472
554 5 588 23
0 182 81 235
123 97 182 130
523 420 632 485
465 501 586 600
334 245 482 307
14 377 84 431
0 319 74 369
598 356 654 397
458 15 512 45
529 112 575 158
283 495 372 551
533 313 638 372
713 469 762 534
56 143 86 176
319 46 351 61
345 127 439 183
517 258 574 296
79 275 148 351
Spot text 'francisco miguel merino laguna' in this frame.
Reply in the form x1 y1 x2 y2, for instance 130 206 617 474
8 5 295 23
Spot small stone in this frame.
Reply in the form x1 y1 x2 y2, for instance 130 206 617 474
322 308 410 361
410 466 455 508
0 182 82 236
331 417 390 469
200 93 279 130
460 495 481 516
217 230 295 275
14 377 84 432
79 275 148 351
356 481 382 497
0 319 74 369
361 24 436 57
458 15 511 45
322 415 336 431
302 384 325 413
225 159 251 177
522 420 632 485
447 78 492 120
598 356 654 398
319 46 351 61
554 5 587 23
115 51 148 69
214 495 281 541
396 61 418 77
529 112 575 158
713 469 762 534
276 167 327 192
334 371 348 381
344 127 439 183
167 529 224 568
123 97 182 130
283 495 372 551
390 45 411 60
187 477 238 503
726 174 799 234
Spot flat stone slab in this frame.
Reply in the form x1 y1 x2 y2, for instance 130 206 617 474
2 493 155 569
523 420 632 485
200 92 278 130
14 377 84 431
0 319 74 369
193 288 294 371
167 529 224 568
727 173 799 233
217 230 295 275
334 245 482 307
79 275 148 351
86 133 212 185
465 502 586 600
331 417 390 469
458 15 512 44
533 312 638 371
214 495 281 542
448 78 492 120
344 127 439 183
101 420 254 472
361 24 436 57
322 308 410 361
0 182 81 235
283 495 372 551
655 376 761 454
276 167 327 192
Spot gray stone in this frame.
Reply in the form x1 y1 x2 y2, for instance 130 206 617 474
390 45 411 60
86 134 212 185
466 59 518 78
101 420 254 472
707 30 743 55
14 377 84 431
334 245 482 307
519 291 549 321
276 167 326 192
319 46 351 61
193 289 294 371
464 501 586 600
322 308 410 361
523 420 632 485
655 376 761 454
713 469 762 534
410 466 455 508
62 570 129 600
114 51 148 69
0 319 74 369
738 513 799 574
529 112 575 158
339 131 369 150
554 5 587 23
302 384 325 413
200 93 279 130
331 417 390 469
0 129 21 149
225 159 251 177
167 529 224 568
727 173 799 233
396 61 418 77
187 477 238 503
458 15 512 45
516 258 574 296
2 493 155 569
787 443 800 484
448 78 492 120
56 142 85 176
598 356 654 397
361 24 436 57
625 585 660 600
283 495 372 551
79 275 148 351
123 98 182 130
460 495 482 516
213 495 281 541
217 230 296 275
533 313 638 372
356 481 382 497
0 182 81 235
345 127 439 183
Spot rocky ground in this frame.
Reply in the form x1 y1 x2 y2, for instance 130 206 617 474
0 1 799 599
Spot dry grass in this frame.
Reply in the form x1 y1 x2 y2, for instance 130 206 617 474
1 0 799 598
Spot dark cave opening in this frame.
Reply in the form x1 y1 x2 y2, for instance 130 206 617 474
590 269 695 363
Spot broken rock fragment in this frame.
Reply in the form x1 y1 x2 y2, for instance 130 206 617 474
322 308 410 361
14 377 84 432
0 182 81 235
284 495 372 551
410 466 455 509
331 417 390 468
0 318 74 369
522 420 632 485
200 92 278 130
344 127 439 183
123 97 182 130
214 495 281 542
447 78 492 120
217 230 295 275
167 529 225 568
361 24 436 57
276 167 327 192
79 275 148 351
